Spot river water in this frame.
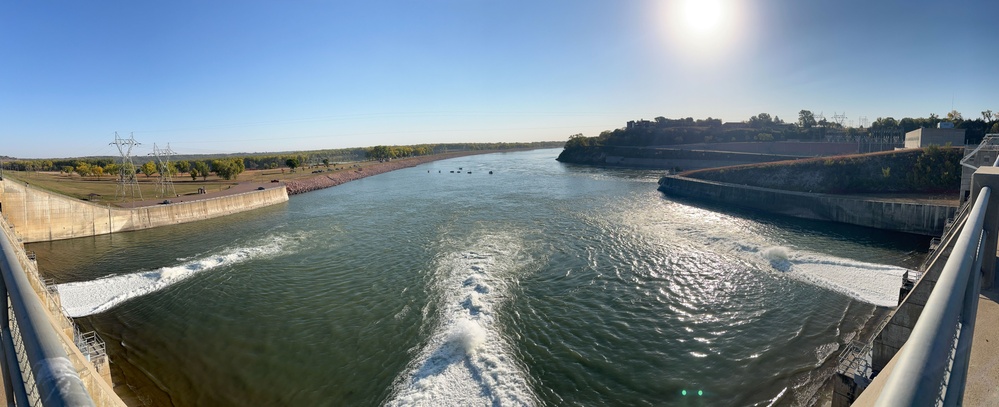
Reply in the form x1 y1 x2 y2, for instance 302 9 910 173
28 149 927 406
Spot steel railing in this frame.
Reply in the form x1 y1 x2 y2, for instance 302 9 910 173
0 226 95 406
875 186 990 406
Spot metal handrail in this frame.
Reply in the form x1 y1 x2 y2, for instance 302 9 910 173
0 227 95 406
875 187 990 406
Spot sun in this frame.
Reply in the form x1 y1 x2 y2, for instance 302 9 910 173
681 0 725 35
658 0 744 62
680 0 727 37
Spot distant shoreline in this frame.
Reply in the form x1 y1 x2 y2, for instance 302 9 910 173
283 149 536 196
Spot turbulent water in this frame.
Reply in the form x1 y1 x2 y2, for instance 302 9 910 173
29 149 928 406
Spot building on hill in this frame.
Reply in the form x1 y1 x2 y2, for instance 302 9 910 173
904 124 966 148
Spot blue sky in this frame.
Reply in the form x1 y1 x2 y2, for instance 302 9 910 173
2 0 996 158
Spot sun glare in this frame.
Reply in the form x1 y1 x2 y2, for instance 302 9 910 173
682 0 724 35
660 0 744 63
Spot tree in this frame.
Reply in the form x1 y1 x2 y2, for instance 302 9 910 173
872 117 899 129
105 163 120 177
286 158 300 172
193 161 210 181
798 110 816 128
749 113 773 128
92 166 104 179
982 110 993 122
212 158 245 180
74 162 91 177
947 110 963 122
141 161 157 177
322 158 330 168
61 166 74 175
175 160 191 174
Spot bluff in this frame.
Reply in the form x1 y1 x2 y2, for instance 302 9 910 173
657 147 963 235
680 146 963 194
556 145 800 171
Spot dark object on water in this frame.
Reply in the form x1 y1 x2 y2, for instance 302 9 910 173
450 171 454 173
467 172 472 174
489 171 493 174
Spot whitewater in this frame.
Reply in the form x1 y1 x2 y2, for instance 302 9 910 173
56 235 294 317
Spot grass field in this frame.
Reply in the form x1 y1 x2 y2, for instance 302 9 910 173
2 161 366 206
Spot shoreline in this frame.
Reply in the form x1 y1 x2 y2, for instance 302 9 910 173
282 149 530 196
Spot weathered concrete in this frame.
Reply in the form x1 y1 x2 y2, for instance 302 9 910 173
658 176 957 236
0 178 289 243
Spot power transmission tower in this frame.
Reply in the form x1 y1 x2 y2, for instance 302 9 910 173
833 112 848 126
150 143 176 198
111 132 142 201
859 116 869 128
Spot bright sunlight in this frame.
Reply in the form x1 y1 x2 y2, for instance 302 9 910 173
659 0 745 63
681 0 725 35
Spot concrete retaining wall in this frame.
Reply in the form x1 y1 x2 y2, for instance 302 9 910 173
658 176 957 236
0 178 289 242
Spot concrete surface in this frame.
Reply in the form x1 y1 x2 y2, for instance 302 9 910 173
0 178 288 242
963 287 999 405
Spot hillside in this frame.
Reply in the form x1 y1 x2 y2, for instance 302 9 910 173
680 146 963 194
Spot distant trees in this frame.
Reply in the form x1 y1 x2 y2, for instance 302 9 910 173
193 161 209 181
286 158 300 171
947 110 963 122
74 162 91 177
749 113 774 128
212 158 245 180
871 117 900 129
798 110 817 128
175 160 191 174
141 161 157 177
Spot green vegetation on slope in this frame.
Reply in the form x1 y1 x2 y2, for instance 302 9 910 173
681 146 962 194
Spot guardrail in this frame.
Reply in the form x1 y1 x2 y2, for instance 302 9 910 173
0 220 95 405
874 187 990 406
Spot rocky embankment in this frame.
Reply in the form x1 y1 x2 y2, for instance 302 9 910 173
284 151 499 195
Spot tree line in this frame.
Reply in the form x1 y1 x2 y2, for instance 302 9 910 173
564 109 999 150
1 141 562 178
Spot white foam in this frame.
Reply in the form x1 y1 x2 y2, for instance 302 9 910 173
56 238 290 317
386 237 537 406
758 247 909 307
604 202 915 308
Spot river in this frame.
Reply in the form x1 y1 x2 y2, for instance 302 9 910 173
29 148 927 406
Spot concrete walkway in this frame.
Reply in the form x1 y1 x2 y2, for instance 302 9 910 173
964 287 999 405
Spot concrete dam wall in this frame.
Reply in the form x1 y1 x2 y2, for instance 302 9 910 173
0 178 289 243
658 176 957 236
